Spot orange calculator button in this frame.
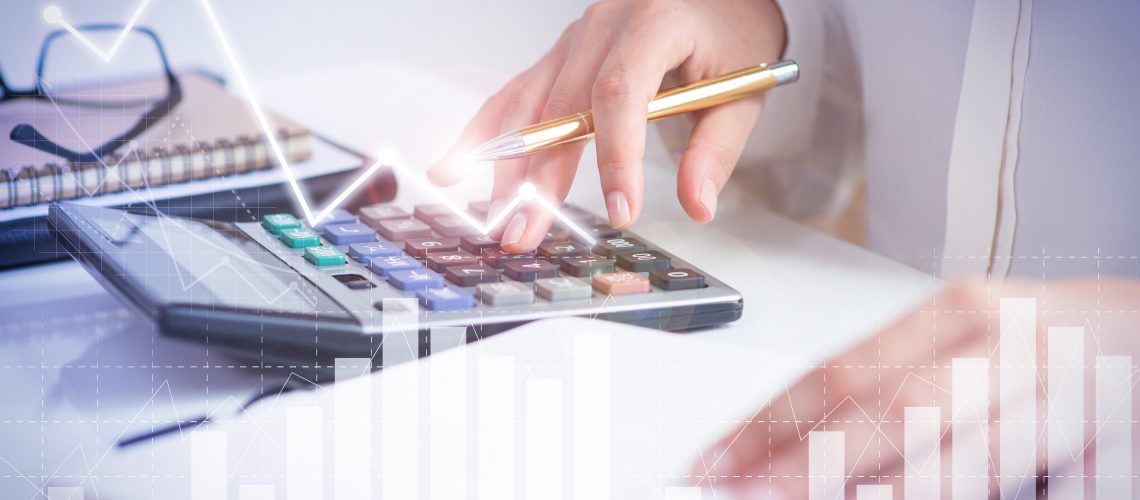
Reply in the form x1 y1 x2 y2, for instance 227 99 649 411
591 271 651 295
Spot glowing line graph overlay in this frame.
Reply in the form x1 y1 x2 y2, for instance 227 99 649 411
43 0 597 245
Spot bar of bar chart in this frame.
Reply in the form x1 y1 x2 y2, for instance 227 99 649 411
382 297 421 499
1047 326 1084 499
286 406 324 500
47 487 84 500
856 484 891 500
238 485 276 500
430 326 469 500
664 486 702 500
573 332 611 500
999 297 1037 500
904 406 940 499
809 431 844 500
1096 355 1132 499
951 357 988 500
478 355 516 500
334 357 373 500
526 379 564 499
190 431 227 500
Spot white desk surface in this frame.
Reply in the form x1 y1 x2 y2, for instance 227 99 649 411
0 60 938 496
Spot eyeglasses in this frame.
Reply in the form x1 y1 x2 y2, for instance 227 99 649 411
0 24 182 164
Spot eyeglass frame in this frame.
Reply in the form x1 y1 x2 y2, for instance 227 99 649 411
0 24 183 164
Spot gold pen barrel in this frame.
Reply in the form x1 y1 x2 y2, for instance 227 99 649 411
500 60 798 159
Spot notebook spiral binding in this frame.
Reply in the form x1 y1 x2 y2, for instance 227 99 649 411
1 127 298 210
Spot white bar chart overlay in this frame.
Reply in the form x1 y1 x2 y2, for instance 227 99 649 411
526 379 564 499
47 487 84 500
286 406 324 500
904 406 941 499
809 431 845 500
382 298 421 499
664 486 702 500
430 327 469 500
999 298 1037 500
478 355 516 500
1047 326 1084 499
856 485 892 500
1095 355 1132 499
238 485 275 500
573 332 611 500
952 357 988 499
335 358 373 500
190 431 227 500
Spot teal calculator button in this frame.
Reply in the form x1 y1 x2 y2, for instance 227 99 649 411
305 246 346 266
279 228 320 248
262 213 302 234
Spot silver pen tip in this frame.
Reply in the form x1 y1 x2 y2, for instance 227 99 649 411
471 132 526 162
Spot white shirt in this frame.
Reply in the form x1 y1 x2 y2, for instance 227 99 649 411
736 0 1140 280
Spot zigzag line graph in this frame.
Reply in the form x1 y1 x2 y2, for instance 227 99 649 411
43 0 597 245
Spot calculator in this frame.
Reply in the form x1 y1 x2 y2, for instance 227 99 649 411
49 200 742 365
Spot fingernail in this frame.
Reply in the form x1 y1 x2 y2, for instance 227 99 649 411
501 212 527 246
699 178 718 220
606 191 630 228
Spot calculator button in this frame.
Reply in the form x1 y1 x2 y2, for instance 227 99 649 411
560 203 595 221
304 246 347 266
649 268 706 290
427 250 480 271
482 248 536 269
359 204 408 227
404 237 460 257
591 271 651 295
432 215 481 237
262 213 301 234
388 268 445 291
468 200 492 218
444 265 502 286
416 287 476 311
368 254 422 276
542 226 571 243
573 224 621 242
535 277 592 301
477 281 535 306
376 218 433 241
616 250 671 272
333 273 375 290
594 237 647 257
323 223 377 245
503 259 560 282
279 228 321 248
461 234 500 254
538 240 592 259
313 208 356 230
347 241 401 261
559 255 616 277
413 204 454 223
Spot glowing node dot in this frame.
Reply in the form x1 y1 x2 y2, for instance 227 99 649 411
517 182 537 201
43 5 62 24
376 146 398 166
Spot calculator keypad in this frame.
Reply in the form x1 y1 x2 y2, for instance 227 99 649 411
256 206 730 317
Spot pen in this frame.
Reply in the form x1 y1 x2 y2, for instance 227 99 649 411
471 60 799 161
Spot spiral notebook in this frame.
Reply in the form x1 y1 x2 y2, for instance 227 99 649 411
0 71 312 210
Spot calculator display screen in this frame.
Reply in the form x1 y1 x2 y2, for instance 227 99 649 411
84 207 345 317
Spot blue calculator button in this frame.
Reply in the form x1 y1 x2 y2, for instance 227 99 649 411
348 241 401 261
416 287 475 311
323 223 377 245
368 254 421 277
388 269 445 291
313 208 357 230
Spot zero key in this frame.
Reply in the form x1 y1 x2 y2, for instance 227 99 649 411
649 267 705 290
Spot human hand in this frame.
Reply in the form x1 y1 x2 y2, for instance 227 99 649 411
693 278 1140 498
427 0 786 252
